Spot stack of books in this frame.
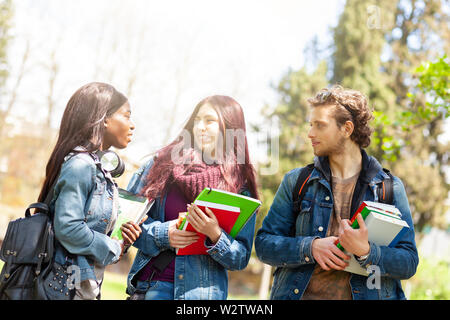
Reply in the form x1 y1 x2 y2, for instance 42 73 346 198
336 201 409 276
177 188 261 255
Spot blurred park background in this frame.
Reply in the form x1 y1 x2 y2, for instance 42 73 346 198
0 0 448 300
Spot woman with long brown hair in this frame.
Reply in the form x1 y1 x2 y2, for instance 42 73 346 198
38 82 143 300
125 95 259 300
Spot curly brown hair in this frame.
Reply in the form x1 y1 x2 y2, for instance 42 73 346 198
307 85 374 148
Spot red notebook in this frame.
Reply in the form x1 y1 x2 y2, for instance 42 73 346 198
176 200 241 255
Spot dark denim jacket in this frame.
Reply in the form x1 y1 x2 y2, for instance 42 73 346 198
255 150 419 300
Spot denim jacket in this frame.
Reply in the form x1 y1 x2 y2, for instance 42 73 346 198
126 158 256 299
255 150 419 300
49 151 122 282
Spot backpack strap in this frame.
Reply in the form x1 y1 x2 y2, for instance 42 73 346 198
377 168 394 204
292 163 315 215
291 164 394 222
151 250 176 273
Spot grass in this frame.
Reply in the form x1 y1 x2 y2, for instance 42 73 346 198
2 257 449 300
101 271 128 300
402 256 450 300
0 260 256 300
0 259 128 300
100 271 260 300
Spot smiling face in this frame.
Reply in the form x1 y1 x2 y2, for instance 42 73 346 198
308 104 347 157
102 101 135 150
192 103 221 158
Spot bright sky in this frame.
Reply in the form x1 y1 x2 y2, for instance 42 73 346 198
5 0 448 167
5 0 346 162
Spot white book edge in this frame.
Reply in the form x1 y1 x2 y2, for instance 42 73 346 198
193 200 240 213
363 201 401 217
366 207 402 220
370 211 409 227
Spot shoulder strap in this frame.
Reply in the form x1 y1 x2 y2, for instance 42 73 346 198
292 163 315 214
151 250 176 273
377 168 394 204
140 250 176 283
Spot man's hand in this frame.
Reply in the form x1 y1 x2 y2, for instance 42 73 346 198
338 213 370 257
311 236 351 271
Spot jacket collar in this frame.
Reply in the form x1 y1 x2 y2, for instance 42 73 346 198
312 149 383 183
311 149 386 215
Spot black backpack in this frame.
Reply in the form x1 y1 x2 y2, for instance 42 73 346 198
0 151 111 300
292 163 394 219
0 193 76 300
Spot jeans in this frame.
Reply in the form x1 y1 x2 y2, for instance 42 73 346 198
136 280 174 300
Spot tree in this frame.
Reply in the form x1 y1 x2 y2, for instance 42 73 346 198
381 0 450 231
0 0 12 89
258 0 449 234
393 55 449 230
0 0 13 133
407 55 449 123
332 0 399 161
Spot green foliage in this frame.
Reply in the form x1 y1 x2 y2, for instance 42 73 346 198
390 54 449 231
371 111 402 162
101 270 128 300
404 55 450 127
404 255 450 300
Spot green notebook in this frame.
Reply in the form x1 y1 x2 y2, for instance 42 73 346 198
179 188 261 238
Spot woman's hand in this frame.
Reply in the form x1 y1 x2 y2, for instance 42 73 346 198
186 203 221 244
168 219 199 249
116 216 148 260
120 221 143 247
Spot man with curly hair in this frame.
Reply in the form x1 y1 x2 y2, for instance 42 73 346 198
255 85 418 300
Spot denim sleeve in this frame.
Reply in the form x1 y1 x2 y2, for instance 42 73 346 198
255 169 317 267
205 214 256 271
53 156 122 266
358 176 419 279
127 157 154 195
126 158 171 256
132 212 171 256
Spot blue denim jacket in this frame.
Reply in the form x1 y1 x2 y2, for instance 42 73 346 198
255 150 419 300
49 151 122 282
126 158 256 299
